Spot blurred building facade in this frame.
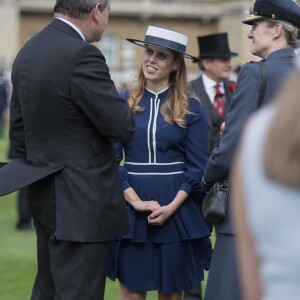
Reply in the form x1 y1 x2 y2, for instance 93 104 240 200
0 0 252 86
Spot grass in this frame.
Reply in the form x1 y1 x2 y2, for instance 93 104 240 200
0 127 212 299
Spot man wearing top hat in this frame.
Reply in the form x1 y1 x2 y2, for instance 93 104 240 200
190 32 238 156
201 0 300 300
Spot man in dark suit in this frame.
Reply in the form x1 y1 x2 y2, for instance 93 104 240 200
0 0 135 299
184 32 238 300
0 71 8 137
190 33 237 155
201 1 300 300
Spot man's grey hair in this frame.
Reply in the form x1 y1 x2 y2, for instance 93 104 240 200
54 0 109 19
199 58 215 71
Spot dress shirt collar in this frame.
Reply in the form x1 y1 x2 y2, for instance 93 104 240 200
202 72 224 103
202 73 224 90
55 17 85 41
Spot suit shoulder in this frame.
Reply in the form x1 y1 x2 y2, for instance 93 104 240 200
189 76 201 86
75 42 106 63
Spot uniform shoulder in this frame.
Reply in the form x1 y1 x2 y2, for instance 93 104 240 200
242 60 257 67
239 60 262 74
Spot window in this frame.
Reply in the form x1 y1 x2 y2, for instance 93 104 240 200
97 34 118 80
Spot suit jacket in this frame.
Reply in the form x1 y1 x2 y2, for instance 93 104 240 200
0 79 7 113
202 48 296 234
190 76 234 154
0 18 135 242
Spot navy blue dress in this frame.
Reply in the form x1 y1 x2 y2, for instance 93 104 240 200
108 87 212 293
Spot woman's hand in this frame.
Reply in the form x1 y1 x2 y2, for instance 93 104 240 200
147 190 188 225
147 205 173 225
124 187 161 213
132 200 161 213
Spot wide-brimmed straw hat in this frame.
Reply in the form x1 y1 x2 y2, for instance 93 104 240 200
127 26 198 60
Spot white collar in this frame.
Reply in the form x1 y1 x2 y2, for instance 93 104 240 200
55 17 85 41
146 86 169 96
202 72 224 90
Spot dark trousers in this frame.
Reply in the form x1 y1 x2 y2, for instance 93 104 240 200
31 224 109 300
204 233 241 300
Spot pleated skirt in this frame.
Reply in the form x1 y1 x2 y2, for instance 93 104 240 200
108 171 212 293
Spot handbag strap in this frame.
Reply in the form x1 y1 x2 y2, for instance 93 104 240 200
257 61 267 109
221 179 230 189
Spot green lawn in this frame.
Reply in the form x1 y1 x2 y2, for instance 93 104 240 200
0 127 211 299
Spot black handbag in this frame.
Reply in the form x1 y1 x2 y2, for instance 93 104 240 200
201 180 229 225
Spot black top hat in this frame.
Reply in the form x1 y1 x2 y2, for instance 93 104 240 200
242 0 300 28
193 32 238 62
127 26 198 60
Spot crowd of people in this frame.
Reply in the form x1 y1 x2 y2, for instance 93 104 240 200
0 0 300 299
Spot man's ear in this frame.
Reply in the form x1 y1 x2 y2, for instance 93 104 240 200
91 3 102 21
202 59 210 70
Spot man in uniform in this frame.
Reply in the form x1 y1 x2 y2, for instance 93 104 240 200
185 32 238 300
202 1 300 300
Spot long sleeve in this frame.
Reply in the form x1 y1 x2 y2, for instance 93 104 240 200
181 99 208 196
114 142 132 190
9 81 26 159
69 44 135 143
203 49 296 188
203 63 261 186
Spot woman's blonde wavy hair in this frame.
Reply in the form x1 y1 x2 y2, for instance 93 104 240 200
264 70 300 188
128 51 192 128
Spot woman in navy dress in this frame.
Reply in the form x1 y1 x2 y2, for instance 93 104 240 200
108 26 212 300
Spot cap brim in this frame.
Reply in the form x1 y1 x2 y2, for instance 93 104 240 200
242 14 265 25
126 38 200 61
